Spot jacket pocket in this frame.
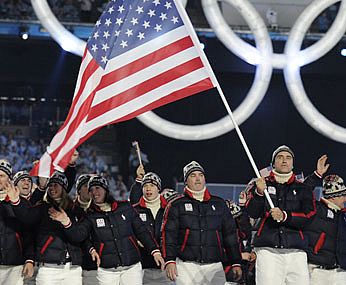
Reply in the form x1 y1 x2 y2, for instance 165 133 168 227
215 230 223 256
40 235 54 255
129 236 140 255
299 230 305 240
180 228 190 252
313 232 326 254
98 242 105 258
257 212 270 237
15 232 23 254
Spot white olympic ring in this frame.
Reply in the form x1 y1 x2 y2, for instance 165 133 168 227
32 0 346 143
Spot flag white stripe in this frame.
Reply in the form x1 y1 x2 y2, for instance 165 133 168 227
92 46 199 107
105 26 188 72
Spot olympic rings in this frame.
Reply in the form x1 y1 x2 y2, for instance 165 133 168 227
31 0 346 143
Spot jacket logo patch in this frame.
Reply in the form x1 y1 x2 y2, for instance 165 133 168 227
122 214 126 220
293 190 297 195
267 186 276 195
212 205 216 211
327 209 334 219
139 213 147 222
96 218 105 227
185 203 193 211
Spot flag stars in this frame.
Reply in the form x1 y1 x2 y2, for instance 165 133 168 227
101 56 108 63
171 16 179 24
103 31 110 39
95 20 101 27
136 6 144 14
164 1 172 9
120 40 128 48
118 5 125 13
125 29 133 37
142 21 150 29
130 17 139 25
114 30 121 37
154 24 162 32
137 32 145 40
153 0 160 6
93 31 99 39
102 43 109 51
159 13 167 20
91 44 98 52
115 18 123 25
108 6 115 14
105 18 112 26
148 9 156 17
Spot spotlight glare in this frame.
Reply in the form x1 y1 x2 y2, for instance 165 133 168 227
341 48 346 56
21 32 29 40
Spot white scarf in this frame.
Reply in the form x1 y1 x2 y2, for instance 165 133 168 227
143 195 161 218
186 186 206 202
273 170 293 184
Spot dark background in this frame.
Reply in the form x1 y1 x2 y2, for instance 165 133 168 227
0 35 345 187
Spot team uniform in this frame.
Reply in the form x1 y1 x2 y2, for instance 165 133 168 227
246 171 317 285
304 175 346 285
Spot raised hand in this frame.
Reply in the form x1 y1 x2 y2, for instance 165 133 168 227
48 207 70 226
316 154 330 176
4 181 20 202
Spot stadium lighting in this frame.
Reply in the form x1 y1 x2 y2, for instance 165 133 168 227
341 48 346 56
19 26 29 40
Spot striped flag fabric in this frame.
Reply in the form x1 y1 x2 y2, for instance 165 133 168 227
31 0 217 177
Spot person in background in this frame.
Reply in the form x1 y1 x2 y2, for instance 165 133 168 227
133 172 173 284
0 159 35 285
305 174 346 285
48 175 165 285
7 171 83 285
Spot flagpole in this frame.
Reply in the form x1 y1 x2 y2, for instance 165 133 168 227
215 85 275 209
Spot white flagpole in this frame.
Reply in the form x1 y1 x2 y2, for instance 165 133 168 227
214 85 275 209
173 0 275 209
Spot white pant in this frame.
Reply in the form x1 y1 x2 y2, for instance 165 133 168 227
175 258 226 285
97 262 143 285
143 268 174 285
0 265 23 285
36 263 82 285
255 248 309 285
82 269 97 285
309 264 346 285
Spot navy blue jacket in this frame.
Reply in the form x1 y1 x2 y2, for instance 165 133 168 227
246 172 316 250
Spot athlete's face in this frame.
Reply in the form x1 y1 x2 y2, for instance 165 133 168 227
186 171 206 192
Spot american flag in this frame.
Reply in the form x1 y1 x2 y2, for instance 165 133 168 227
31 0 217 177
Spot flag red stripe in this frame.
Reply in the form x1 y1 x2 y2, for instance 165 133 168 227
100 36 193 87
87 57 204 121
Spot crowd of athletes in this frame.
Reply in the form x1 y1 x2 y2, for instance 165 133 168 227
0 144 344 285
